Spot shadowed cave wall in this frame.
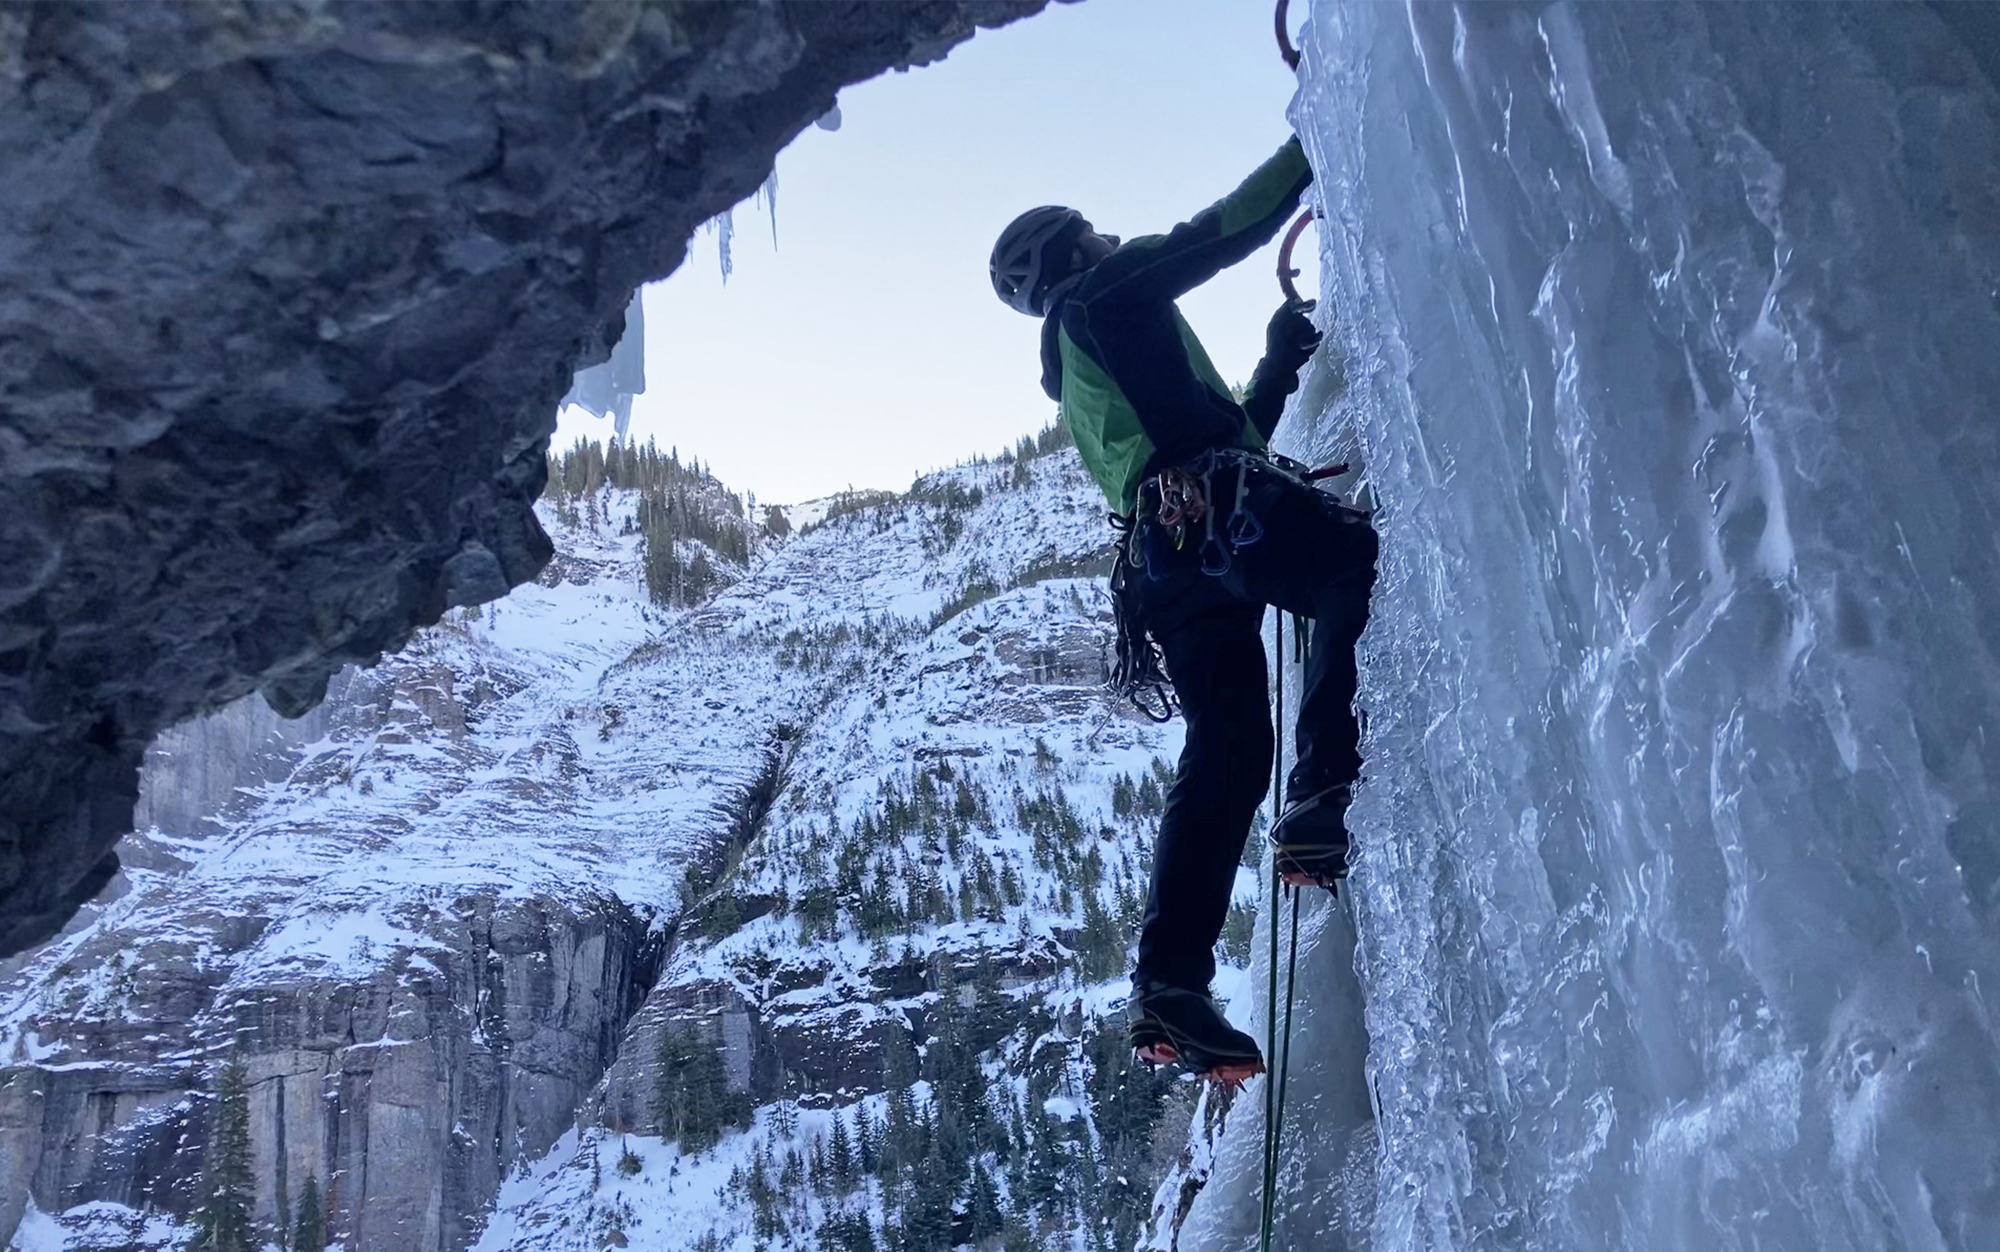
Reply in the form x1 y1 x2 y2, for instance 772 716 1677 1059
0 0 1047 958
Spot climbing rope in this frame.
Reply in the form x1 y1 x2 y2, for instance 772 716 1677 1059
1262 9 1326 1242
1258 615 1308 1252
1260 612 1284 1252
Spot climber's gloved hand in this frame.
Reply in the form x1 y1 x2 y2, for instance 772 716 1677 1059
1264 298 1321 374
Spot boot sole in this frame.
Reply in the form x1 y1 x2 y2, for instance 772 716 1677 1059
1273 843 1348 892
1280 869 1341 893
1135 1041 1266 1088
1129 1019 1264 1085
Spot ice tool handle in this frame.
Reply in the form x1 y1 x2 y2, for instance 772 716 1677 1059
1277 207 1314 304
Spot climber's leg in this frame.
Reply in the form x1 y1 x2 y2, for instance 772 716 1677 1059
1131 594 1271 998
1226 461 1379 885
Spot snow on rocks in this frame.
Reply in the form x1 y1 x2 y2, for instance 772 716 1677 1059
4 440 1220 1252
485 444 1208 1252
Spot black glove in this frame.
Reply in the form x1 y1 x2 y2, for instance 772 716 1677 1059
1263 298 1321 374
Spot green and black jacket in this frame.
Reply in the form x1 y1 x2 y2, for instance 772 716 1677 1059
1040 137 1314 514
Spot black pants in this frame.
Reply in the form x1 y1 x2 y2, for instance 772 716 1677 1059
1129 457 1378 994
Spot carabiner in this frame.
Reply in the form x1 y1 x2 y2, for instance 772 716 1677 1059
1200 534 1233 577
1225 461 1264 548
1199 507 1231 576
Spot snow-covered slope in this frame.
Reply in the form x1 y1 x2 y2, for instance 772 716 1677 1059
475 446 1216 1252
1 440 1221 1252
0 488 772 1251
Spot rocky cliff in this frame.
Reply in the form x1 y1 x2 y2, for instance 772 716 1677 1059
475 444 1203 1252
0 488 716 1249
0 0 1046 960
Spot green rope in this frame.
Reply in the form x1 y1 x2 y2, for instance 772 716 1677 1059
1276 623 1311 1155
1260 612 1311 1252
1259 611 1285 1252
1273 888 1302 1202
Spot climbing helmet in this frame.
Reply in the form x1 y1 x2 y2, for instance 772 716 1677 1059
990 206 1085 317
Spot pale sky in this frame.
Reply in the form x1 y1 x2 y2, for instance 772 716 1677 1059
556 0 1313 507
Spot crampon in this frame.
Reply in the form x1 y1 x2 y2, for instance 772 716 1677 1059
1270 782 1354 891
1127 985 1266 1087
1271 840 1348 893
1132 1036 1266 1088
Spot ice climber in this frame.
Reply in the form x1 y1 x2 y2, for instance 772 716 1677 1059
989 136 1378 1081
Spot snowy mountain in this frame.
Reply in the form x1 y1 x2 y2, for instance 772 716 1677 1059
0 434 1228 1252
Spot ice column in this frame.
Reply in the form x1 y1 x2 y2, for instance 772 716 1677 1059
1176 3 2000 1250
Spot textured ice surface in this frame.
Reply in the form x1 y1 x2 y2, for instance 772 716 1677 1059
1186 3 2000 1250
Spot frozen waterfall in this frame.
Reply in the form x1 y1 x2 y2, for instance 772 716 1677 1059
1173 4 2000 1250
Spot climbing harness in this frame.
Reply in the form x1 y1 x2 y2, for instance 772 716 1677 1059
1134 451 1242 581
1109 444 1353 753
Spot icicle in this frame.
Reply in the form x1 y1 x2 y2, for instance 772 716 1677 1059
1167 4 2000 1251
760 168 779 249
712 208 734 283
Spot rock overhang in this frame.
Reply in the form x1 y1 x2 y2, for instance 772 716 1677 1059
0 0 1051 957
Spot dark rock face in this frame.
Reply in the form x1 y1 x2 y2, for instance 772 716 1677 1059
0 0 1046 958
0 892 656 1251
588 948 1063 1132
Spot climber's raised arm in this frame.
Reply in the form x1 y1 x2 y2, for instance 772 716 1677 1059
1081 137 1312 308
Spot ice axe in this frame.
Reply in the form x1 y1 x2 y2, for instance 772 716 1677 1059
1274 0 1314 302
1275 0 1301 71
1275 208 1348 482
1276 207 1313 304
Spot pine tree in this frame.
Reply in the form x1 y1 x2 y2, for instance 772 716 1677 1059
655 1020 752 1152
818 1210 878 1252
902 1138 956 1252
687 549 715 600
1084 1022 1179 1252
1111 775 1135 819
856 1107 882 1177
292 1175 326 1252
1000 1214 1038 1252
748 1145 783 1241
192 1055 255 1252
1078 887 1124 981
967 1164 1006 1245
882 1039 920 1180
828 1109 855 1186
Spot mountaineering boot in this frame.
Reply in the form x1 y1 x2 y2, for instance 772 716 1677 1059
1270 782 1353 891
1127 984 1265 1086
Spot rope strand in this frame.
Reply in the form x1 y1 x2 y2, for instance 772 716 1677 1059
1260 607 1313 1252
1259 611 1286 1252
